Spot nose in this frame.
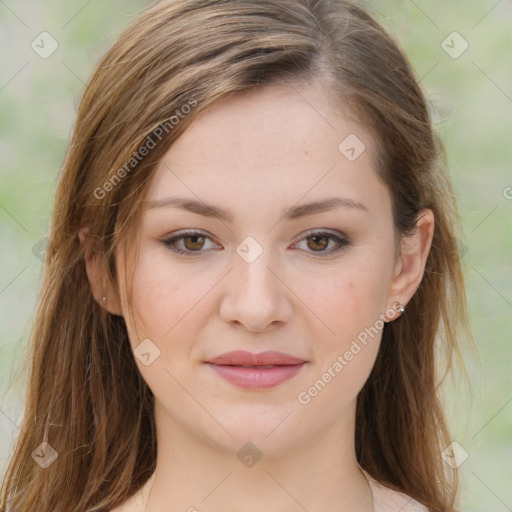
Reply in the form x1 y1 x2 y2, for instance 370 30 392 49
219 244 293 333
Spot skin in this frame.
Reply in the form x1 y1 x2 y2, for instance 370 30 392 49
81 81 434 512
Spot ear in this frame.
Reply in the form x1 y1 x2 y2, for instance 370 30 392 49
386 209 435 314
78 227 123 316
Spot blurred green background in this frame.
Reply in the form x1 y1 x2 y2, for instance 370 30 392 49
0 1 510 510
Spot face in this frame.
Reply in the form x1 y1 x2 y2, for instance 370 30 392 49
115 82 402 455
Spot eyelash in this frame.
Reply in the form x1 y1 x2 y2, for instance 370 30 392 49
161 229 351 258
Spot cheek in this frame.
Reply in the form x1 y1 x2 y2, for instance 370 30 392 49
294 255 391 401
127 247 213 340
123 249 215 394
295 264 387 412
300 257 391 339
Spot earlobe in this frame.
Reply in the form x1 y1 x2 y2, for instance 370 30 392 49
382 301 406 323
78 227 123 316
386 209 435 312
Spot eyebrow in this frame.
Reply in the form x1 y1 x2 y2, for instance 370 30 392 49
146 196 368 223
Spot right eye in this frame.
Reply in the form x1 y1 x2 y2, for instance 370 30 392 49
161 230 222 256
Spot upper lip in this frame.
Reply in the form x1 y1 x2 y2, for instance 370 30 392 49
206 350 306 366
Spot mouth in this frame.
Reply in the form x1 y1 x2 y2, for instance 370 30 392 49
236 364 277 369
204 351 307 389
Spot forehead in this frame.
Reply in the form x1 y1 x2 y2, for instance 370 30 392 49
145 82 388 219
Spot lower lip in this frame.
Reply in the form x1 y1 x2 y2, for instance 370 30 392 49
206 363 306 389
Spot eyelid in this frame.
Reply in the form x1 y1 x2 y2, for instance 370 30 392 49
293 228 347 242
161 229 221 253
290 228 350 256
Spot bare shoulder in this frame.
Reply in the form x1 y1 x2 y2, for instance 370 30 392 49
363 470 429 512
107 493 141 512
107 476 154 512
370 481 429 511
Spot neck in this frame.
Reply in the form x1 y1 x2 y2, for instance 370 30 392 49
141 400 374 512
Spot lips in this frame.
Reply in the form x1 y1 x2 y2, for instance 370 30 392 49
205 350 307 389
206 350 306 366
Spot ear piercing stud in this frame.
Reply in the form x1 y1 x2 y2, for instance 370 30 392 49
102 296 107 303
396 303 405 314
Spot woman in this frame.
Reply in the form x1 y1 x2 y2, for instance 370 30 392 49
0 0 470 511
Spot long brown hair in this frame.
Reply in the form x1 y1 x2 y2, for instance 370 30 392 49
1 1 471 510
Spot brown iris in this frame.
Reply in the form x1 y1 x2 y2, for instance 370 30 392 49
183 235 206 251
306 234 329 252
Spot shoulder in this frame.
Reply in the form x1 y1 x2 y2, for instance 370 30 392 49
364 472 429 512
106 495 142 512
106 474 154 512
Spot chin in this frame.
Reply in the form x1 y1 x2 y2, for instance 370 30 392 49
204 405 308 457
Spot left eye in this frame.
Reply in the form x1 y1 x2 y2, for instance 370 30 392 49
291 230 350 257
161 229 350 257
